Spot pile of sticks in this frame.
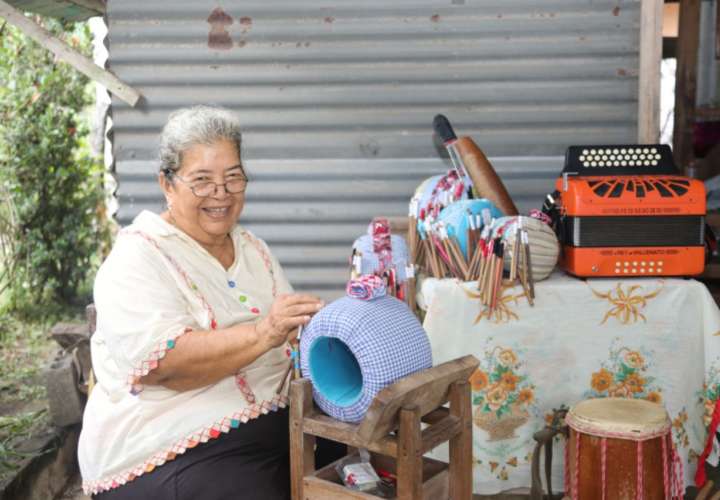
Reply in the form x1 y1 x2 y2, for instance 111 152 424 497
408 215 536 314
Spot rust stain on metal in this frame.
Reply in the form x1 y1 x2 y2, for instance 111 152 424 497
616 68 627 77
207 7 232 25
612 6 620 16
430 14 440 22
324 16 335 23
239 16 253 36
207 7 233 50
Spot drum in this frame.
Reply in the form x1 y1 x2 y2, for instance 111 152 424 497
565 398 682 500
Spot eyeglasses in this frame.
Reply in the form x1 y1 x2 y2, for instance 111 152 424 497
165 169 248 198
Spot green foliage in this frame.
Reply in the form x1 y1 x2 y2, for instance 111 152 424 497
0 17 107 313
0 410 48 480
0 313 55 405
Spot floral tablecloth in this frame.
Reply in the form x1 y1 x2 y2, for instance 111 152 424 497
418 272 720 494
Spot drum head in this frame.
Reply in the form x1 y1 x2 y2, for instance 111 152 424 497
567 398 670 438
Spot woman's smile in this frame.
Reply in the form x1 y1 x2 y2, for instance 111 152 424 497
202 206 231 218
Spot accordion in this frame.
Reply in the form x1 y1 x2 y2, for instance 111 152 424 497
549 144 706 277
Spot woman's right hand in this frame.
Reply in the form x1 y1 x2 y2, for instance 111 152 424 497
255 293 324 349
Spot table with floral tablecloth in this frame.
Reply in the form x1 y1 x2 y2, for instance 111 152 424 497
418 272 720 495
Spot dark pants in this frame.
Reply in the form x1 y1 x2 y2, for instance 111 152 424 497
93 408 345 500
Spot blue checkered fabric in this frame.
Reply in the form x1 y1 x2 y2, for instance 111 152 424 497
300 294 433 423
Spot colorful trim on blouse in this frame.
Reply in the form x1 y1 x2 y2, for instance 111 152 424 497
82 394 288 495
128 326 192 395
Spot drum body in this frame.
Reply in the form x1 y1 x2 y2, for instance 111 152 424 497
565 398 675 500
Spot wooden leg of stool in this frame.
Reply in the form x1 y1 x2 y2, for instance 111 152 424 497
398 405 423 500
290 379 316 500
449 380 472 500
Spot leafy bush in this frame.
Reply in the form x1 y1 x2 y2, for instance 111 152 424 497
0 18 107 314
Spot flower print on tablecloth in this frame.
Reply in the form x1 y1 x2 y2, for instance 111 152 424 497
587 282 663 325
699 364 720 427
585 341 662 401
672 408 690 449
473 452 532 482
471 344 537 442
464 284 527 325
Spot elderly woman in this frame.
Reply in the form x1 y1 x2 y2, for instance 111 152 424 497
79 106 325 499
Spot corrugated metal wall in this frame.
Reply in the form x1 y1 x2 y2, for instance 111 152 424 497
107 0 643 299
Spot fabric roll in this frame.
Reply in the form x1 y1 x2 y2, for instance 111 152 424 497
300 294 433 423
346 275 386 300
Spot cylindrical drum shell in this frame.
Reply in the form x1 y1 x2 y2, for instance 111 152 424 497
567 428 669 500
565 398 672 500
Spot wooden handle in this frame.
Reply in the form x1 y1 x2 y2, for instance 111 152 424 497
454 136 519 216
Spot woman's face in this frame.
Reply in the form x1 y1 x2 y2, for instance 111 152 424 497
160 138 245 244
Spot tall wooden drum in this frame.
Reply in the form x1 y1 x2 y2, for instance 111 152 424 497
564 398 682 500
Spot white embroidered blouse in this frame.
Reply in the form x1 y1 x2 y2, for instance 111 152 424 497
78 211 294 495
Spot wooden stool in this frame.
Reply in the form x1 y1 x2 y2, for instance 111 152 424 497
290 354 479 500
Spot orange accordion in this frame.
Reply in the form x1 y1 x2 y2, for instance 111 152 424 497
550 144 706 277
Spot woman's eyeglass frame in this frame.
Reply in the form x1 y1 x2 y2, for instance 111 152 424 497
164 168 248 198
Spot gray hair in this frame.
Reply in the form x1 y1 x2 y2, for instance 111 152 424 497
159 105 243 174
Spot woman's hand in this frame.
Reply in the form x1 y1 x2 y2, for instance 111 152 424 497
255 293 324 349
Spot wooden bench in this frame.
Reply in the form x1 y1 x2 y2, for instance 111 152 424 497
290 354 479 500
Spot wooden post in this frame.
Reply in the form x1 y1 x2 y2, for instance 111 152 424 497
638 0 663 144
449 380 473 500
290 379 316 500
716 0 720 60
0 0 142 107
673 0 702 172
397 405 423 500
